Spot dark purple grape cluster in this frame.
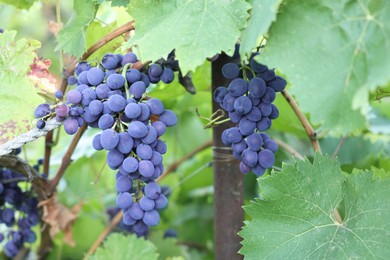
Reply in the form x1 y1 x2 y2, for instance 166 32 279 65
0 167 39 257
33 52 177 236
213 53 286 176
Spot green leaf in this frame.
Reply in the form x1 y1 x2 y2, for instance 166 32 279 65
149 231 184 260
88 233 159 260
239 0 283 58
0 31 44 144
240 154 390 259
126 0 250 73
0 0 37 9
110 0 130 7
261 0 390 134
56 0 98 58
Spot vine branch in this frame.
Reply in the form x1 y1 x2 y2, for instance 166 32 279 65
48 123 87 194
281 90 322 154
274 138 305 160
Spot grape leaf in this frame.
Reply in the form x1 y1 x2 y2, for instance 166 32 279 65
239 0 283 58
56 0 98 58
125 0 250 74
0 0 37 9
110 0 130 7
0 31 44 144
88 233 159 260
240 154 390 259
261 0 390 134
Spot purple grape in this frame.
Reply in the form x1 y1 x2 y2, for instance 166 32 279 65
81 88 97 106
142 125 157 144
121 52 138 66
246 133 263 151
252 164 266 176
146 98 164 115
106 73 125 90
87 67 105 85
239 161 251 174
222 63 240 79
155 140 167 154
248 77 266 98
101 53 120 70
108 94 127 112
96 84 110 99
256 117 272 131
128 121 148 138
140 73 150 87
67 76 77 85
64 118 79 135
148 64 163 77
34 104 51 118
144 182 161 199
75 61 91 76
259 102 272 117
116 175 133 192
159 110 177 127
259 69 276 82
137 103 151 121
139 197 155 211
92 134 103 150
129 203 144 220
122 157 139 174
107 149 124 169
258 149 275 168
55 90 64 99
126 69 142 84
152 121 166 136
100 129 119 150
224 127 242 144
117 132 134 154
234 96 252 115
228 78 247 97
214 86 228 103
264 139 278 153
221 93 236 112
98 114 115 130
116 192 133 208
89 100 103 116
150 151 163 166
155 194 168 209
136 144 153 160
242 149 258 167
238 118 256 136
124 103 142 119
269 104 279 119
138 160 154 178
129 81 146 99
232 139 247 156
4 241 18 257
142 210 160 226
55 104 69 117
160 68 174 83
78 71 89 85
123 211 137 225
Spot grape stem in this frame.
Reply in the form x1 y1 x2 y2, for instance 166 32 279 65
274 139 305 160
85 140 213 257
281 90 322 153
331 134 348 160
48 123 88 194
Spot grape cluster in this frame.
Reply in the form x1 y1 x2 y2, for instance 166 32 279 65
34 52 177 235
0 167 39 257
214 53 286 176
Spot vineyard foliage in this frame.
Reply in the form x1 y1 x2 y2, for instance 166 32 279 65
0 0 390 259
